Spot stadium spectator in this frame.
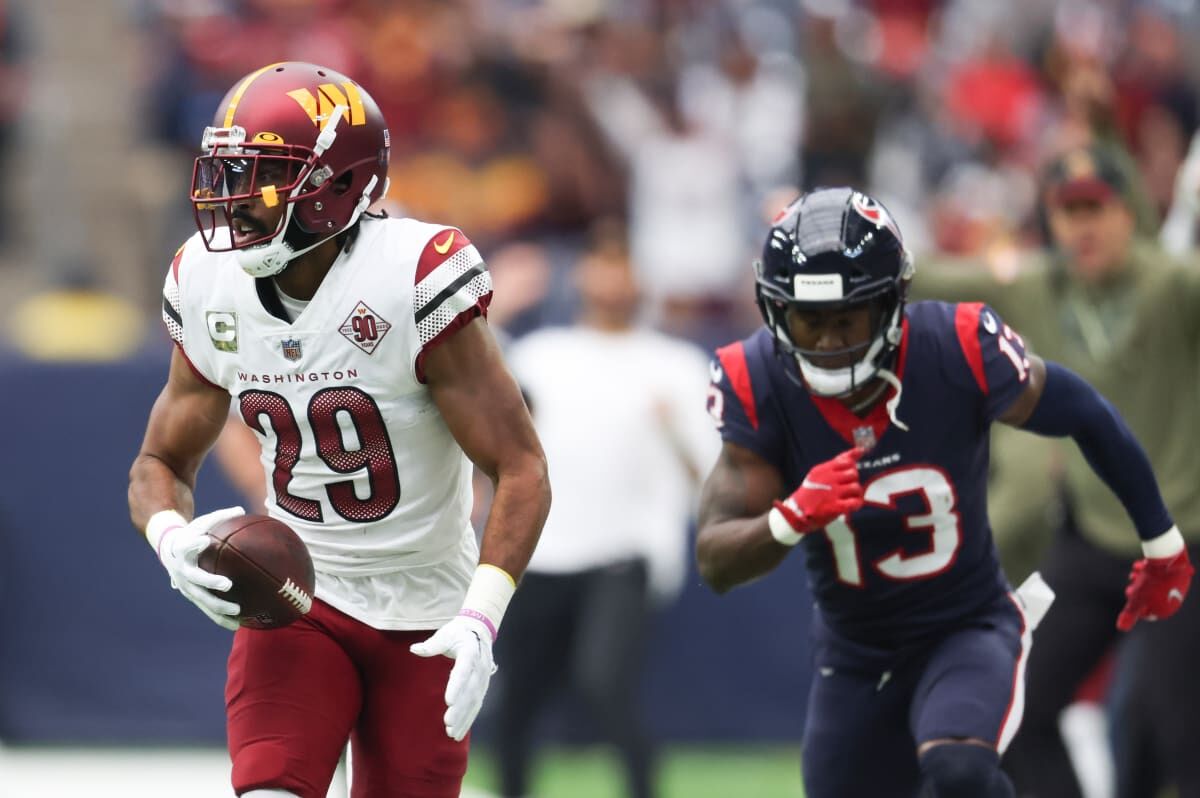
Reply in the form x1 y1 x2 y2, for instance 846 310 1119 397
127 62 550 798
493 223 718 798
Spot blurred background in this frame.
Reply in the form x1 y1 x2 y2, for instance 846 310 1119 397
3 0 1200 796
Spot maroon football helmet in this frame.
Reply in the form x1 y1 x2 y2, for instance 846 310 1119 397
191 61 391 276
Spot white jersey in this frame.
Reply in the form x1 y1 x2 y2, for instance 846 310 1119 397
161 217 492 629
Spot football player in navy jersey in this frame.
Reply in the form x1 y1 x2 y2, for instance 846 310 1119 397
696 187 1194 798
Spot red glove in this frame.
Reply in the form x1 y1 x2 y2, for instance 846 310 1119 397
1116 549 1194 631
768 448 865 546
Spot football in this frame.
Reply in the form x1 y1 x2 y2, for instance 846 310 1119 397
198 514 315 630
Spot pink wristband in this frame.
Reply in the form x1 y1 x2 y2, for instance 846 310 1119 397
458 608 497 641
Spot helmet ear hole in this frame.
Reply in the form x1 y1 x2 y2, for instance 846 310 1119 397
331 170 353 195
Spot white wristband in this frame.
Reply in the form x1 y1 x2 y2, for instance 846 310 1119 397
1142 525 1185 559
768 507 803 547
145 509 187 557
460 564 516 641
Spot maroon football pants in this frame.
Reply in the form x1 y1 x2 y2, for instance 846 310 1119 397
225 598 468 798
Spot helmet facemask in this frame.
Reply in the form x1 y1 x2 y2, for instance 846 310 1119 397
190 108 385 278
757 276 905 398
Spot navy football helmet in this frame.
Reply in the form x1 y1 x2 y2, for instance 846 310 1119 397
754 187 914 397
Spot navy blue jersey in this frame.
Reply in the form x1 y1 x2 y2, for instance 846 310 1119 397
709 301 1032 647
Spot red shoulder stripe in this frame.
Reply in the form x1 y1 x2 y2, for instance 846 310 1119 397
170 243 186 283
716 342 758 430
415 228 472 284
954 302 988 395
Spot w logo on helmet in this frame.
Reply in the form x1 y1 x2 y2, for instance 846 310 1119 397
286 82 367 127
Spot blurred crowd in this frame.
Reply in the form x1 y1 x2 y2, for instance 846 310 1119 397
126 0 1200 348
0 0 1194 355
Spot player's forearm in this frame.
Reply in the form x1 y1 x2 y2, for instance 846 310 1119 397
128 453 197 533
476 451 550 582
696 514 790 594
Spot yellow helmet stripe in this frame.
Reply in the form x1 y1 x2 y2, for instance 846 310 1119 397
223 62 286 128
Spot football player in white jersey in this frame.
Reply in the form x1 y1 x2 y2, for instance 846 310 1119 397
127 62 551 798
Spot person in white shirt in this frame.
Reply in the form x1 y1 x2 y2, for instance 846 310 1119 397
494 226 718 798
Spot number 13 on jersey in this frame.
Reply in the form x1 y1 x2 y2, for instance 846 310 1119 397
823 466 961 586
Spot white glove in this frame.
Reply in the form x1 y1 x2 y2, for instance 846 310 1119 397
410 614 496 741
150 506 244 631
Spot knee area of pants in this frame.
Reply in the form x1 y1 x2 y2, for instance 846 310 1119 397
919 743 1004 798
233 741 309 798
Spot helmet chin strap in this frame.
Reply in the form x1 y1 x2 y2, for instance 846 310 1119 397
236 174 380 278
875 367 909 431
796 350 909 431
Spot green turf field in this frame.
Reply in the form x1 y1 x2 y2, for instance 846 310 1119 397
464 744 806 798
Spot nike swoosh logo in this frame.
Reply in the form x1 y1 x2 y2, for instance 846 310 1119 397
1169 588 1185 603
801 479 832 491
709 361 723 383
433 231 456 255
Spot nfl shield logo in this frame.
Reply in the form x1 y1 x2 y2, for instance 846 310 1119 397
853 426 877 451
280 338 302 361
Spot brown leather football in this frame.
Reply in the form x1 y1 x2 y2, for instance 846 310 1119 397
198 514 315 630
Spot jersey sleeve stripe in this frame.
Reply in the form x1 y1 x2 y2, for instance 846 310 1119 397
162 247 186 346
417 273 492 346
415 263 487 324
413 297 493 383
716 341 758 430
162 295 183 328
161 295 184 346
954 302 988 395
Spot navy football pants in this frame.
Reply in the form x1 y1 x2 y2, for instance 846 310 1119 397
802 596 1029 798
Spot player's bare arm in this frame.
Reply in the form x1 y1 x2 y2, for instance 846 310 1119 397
129 347 244 630
412 315 550 741
424 316 550 582
129 347 232 530
695 441 788 593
